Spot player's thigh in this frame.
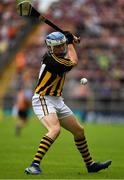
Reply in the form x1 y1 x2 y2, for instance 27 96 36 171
41 113 60 132
32 94 60 130
60 115 84 135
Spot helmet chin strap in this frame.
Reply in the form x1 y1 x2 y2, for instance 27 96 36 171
51 46 54 53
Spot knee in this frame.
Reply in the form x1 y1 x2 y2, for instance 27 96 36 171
74 126 85 139
48 125 61 139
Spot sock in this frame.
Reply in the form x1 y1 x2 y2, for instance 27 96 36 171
32 135 54 166
75 136 94 166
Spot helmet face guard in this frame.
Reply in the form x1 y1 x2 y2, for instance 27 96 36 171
45 32 67 57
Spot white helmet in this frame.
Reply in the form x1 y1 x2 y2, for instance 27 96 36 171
45 32 67 57
46 32 66 46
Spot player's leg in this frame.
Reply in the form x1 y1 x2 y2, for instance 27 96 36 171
60 115 94 165
25 113 61 174
25 94 61 174
32 113 61 165
60 114 112 172
15 109 28 136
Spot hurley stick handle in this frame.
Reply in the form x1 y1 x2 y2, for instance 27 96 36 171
16 1 80 44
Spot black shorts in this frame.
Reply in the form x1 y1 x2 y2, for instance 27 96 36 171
18 109 29 120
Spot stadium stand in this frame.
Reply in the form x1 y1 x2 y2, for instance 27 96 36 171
1 0 124 122
0 0 38 110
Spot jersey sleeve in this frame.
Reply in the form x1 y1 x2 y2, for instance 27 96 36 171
43 53 74 75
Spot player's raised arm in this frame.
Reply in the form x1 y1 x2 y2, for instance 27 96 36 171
64 31 78 65
67 44 78 66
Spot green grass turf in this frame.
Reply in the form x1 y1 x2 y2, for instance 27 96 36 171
0 115 124 179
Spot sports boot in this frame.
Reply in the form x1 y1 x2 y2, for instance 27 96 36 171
25 163 41 175
87 160 112 173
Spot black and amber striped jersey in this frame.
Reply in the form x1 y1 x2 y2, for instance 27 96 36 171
35 53 74 96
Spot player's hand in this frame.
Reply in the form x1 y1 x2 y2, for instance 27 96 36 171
64 31 80 44
64 31 74 44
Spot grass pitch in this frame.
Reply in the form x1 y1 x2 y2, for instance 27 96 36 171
0 115 124 179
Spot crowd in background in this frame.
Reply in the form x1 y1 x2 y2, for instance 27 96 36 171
1 0 124 121
0 0 32 73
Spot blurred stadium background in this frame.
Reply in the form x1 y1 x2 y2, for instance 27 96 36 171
0 0 124 123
